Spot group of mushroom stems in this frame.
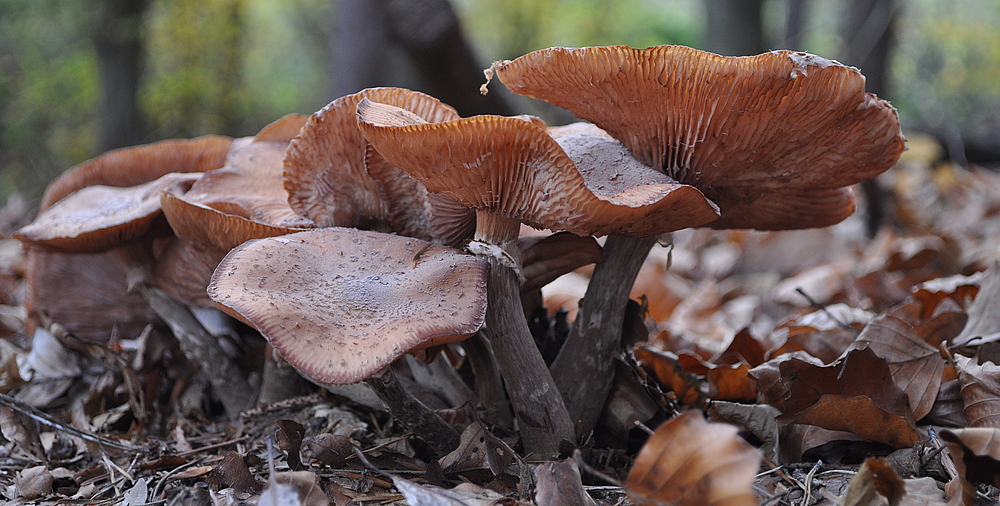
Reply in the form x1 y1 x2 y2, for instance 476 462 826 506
15 45 905 459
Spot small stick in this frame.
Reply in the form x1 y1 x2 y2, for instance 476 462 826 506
0 392 146 455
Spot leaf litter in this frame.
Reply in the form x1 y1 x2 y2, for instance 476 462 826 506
2 134 1000 504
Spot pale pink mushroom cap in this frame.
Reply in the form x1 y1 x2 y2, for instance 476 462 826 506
207 228 488 385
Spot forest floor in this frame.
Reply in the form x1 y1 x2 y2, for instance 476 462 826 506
1 132 1000 505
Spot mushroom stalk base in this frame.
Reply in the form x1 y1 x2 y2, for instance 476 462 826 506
364 367 460 457
549 234 657 436
484 253 576 457
474 212 575 456
137 284 256 419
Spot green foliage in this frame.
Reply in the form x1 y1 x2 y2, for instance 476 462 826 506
891 0 1000 131
452 0 702 61
0 0 99 199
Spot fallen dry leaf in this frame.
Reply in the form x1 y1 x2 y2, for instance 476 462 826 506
15 465 52 500
206 450 263 493
939 428 1000 504
534 459 597 506
850 314 946 420
953 262 1000 346
708 401 781 464
775 347 922 448
302 433 355 468
626 410 761 506
953 354 1000 427
837 457 906 506
262 471 331 506
393 478 507 506
633 346 710 406
925 379 969 427
438 421 517 476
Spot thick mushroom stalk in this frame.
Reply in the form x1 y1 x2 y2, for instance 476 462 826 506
357 99 718 455
493 45 907 435
207 228 488 456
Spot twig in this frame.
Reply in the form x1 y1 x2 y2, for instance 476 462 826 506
795 288 850 329
151 455 210 501
173 437 247 458
0 392 146 455
572 449 621 487
799 460 821 506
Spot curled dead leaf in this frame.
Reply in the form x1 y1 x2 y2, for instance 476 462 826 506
626 410 761 506
850 314 945 420
775 347 922 448
953 355 1000 428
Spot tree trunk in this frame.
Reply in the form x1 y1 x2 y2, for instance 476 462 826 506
842 0 898 235
703 0 765 56
92 0 148 151
330 0 514 116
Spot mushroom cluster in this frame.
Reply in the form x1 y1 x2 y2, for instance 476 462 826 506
15 44 905 459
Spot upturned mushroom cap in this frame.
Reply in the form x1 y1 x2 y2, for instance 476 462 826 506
207 228 488 385
252 114 309 144
15 173 200 254
357 99 720 238
363 143 476 248
284 88 460 229
182 140 314 229
493 45 906 230
40 135 232 211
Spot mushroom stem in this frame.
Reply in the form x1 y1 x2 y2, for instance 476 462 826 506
364 367 460 457
549 234 657 435
474 211 575 456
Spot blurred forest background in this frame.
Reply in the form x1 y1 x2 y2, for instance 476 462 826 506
1 0 998 204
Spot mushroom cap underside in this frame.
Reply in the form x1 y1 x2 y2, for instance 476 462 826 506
207 228 488 385
357 99 720 237
495 45 905 229
284 87 460 229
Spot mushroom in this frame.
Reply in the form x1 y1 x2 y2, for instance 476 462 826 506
22 136 233 344
487 45 907 433
207 227 488 456
357 99 719 456
284 87 461 230
15 172 256 418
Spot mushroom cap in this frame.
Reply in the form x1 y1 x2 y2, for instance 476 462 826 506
495 45 906 230
357 99 720 237
363 143 476 248
284 88 460 229
155 190 312 307
207 228 488 385
183 141 313 229
24 249 159 343
252 114 309 144
15 173 200 254
40 135 232 211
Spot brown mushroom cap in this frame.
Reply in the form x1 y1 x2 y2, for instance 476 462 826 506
494 46 906 230
24 249 159 343
252 114 309 144
207 228 488 385
284 88 460 229
40 135 232 211
15 173 200 254
357 99 720 237
363 143 476 248
184 141 313 229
